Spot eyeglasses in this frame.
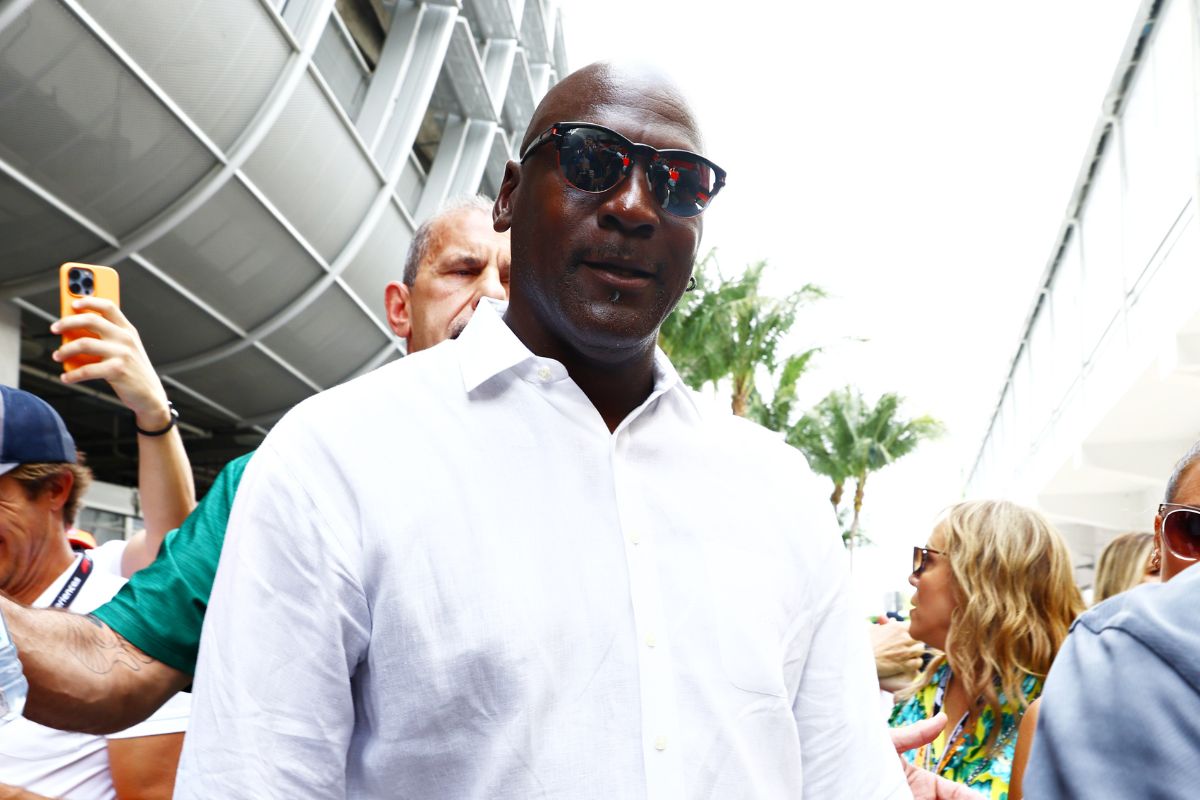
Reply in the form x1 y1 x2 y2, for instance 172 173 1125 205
519 121 727 218
1158 503 1200 560
912 546 946 576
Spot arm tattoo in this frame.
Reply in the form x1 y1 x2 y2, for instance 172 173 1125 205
62 614 156 674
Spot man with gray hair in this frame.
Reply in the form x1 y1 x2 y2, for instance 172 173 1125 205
385 194 510 353
0 196 511 737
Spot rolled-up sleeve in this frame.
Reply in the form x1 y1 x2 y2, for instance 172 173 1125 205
175 437 370 799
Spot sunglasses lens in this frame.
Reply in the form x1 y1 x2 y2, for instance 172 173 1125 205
912 547 923 575
648 155 717 218
558 127 627 193
1164 509 1200 559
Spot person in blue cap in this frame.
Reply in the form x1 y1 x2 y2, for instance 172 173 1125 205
0 386 188 800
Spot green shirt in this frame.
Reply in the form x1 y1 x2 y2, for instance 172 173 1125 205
91 453 251 676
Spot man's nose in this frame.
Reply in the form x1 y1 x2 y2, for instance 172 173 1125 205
598 163 660 237
908 572 920 588
470 265 507 308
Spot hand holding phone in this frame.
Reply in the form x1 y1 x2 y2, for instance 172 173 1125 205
57 263 120 373
51 264 172 431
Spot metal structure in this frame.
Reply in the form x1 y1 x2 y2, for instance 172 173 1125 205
0 0 567 489
966 0 1200 588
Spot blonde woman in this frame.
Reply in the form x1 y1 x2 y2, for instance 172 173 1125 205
889 500 1085 799
1092 531 1158 603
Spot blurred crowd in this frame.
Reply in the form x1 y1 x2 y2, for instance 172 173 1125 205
1 61 1198 800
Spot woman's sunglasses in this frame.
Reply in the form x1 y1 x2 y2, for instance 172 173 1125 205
520 121 727 218
1158 503 1200 560
912 546 946 576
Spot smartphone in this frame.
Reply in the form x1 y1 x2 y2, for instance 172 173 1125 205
59 263 120 373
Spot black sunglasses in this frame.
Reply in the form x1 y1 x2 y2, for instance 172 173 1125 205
1159 503 1200 560
912 546 946 576
520 121 727 218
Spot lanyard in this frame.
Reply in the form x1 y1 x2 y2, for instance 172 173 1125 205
50 553 94 610
922 668 971 775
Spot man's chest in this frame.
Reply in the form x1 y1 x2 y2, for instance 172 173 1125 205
349 440 812 724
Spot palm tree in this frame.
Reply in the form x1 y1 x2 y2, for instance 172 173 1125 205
745 349 820 433
789 387 944 556
786 387 860 524
659 251 824 416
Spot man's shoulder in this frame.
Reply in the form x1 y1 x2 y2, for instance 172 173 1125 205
685 389 811 468
280 342 462 426
679 390 832 532
1073 569 1200 685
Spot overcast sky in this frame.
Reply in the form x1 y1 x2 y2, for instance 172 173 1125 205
564 1 1141 607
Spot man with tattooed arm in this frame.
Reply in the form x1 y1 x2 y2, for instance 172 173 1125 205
0 387 187 799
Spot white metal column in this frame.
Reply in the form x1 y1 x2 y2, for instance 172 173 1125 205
356 3 458 172
415 116 497 219
0 301 20 388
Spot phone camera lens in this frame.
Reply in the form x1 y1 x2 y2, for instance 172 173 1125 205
69 282 81 294
80 275 94 295
68 269 81 281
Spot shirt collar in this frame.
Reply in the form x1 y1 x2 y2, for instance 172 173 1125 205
457 298 538 393
457 297 698 415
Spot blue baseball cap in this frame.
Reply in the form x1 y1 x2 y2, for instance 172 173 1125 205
0 385 76 477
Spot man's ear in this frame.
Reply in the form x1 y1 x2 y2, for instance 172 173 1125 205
494 161 520 232
43 470 74 514
384 281 412 339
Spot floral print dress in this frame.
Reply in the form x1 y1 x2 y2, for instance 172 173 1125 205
889 663 1041 800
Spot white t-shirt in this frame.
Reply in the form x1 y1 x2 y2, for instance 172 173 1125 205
88 540 127 578
0 554 189 799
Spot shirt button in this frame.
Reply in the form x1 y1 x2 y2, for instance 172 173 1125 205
536 366 552 381
645 634 657 648
629 531 641 545
654 736 667 751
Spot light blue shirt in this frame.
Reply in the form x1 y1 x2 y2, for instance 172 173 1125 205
1026 564 1200 798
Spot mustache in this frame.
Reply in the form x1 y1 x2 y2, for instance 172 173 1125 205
567 244 667 276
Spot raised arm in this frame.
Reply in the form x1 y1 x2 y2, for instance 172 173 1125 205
52 297 196 575
0 597 188 735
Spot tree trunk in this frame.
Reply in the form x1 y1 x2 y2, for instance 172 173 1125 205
848 474 867 570
731 374 750 417
830 481 844 517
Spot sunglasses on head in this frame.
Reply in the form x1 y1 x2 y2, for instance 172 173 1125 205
519 121 727 218
1158 503 1200 560
911 546 945 576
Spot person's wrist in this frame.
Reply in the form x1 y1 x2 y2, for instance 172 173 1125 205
135 402 178 437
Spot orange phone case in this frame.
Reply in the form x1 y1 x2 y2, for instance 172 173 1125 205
59 262 120 373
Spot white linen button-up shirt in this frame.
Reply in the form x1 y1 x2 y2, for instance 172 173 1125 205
178 299 908 799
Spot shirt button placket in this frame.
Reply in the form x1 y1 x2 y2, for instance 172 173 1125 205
612 432 681 791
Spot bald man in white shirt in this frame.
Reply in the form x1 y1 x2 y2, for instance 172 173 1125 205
179 62 953 800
